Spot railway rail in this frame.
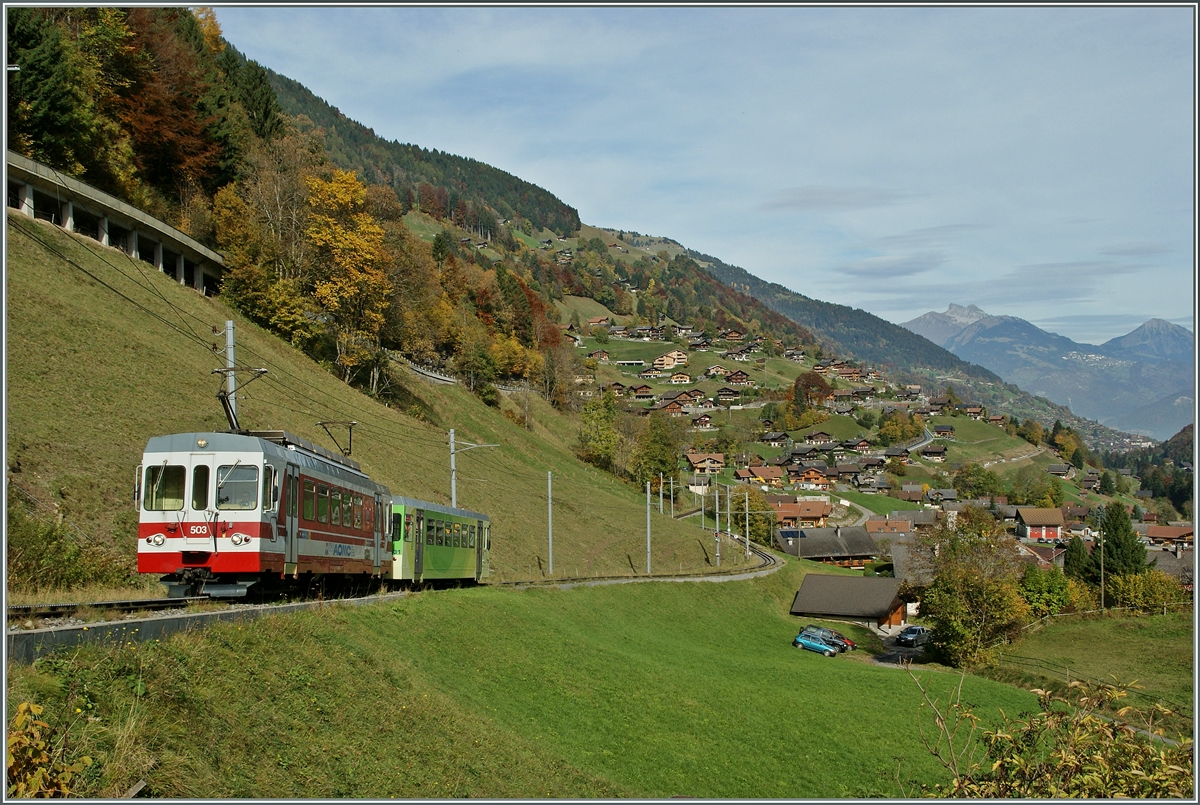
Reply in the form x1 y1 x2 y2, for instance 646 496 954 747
497 534 782 588
7 596 209 621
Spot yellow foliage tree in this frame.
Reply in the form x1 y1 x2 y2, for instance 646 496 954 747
305 170 391 384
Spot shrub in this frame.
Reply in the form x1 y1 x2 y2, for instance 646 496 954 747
1018 564 1070 618
1064 577 1099 612
6 702 92 798
1107 570 1187 612
904 675 1193 798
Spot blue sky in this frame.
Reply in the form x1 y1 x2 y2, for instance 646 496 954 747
214 5 1195 345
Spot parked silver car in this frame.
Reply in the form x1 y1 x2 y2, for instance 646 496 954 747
895 625 931 647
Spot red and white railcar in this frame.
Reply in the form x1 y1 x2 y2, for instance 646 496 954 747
137 430 391 597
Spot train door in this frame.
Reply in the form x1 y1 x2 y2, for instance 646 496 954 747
283 464 300 577
372 494 385 576
413 511 425 581
475 519 484 581
185 453 217 553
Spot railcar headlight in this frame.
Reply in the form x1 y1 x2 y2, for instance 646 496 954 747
151 534 165 546
231 534 244 546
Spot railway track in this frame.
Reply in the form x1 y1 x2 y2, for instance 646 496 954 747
7 596 209 621
497 535 782 588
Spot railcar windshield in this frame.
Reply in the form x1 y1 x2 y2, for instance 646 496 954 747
143 464 185 511
216 465 259 510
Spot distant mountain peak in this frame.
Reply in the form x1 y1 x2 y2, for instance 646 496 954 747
944 303 988 325
1102 318 1194 363
900 303 989 347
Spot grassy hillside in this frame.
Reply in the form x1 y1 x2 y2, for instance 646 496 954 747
4 212 735 586
988 611 1193 733
5 557 1038 798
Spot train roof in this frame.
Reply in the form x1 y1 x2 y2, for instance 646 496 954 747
391 495 488 522
142 431 388 494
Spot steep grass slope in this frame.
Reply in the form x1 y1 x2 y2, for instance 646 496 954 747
5 212 729 584
5 557 1037 798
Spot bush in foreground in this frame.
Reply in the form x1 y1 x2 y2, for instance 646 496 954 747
902 672 1193 798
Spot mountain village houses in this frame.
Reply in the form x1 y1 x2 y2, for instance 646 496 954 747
567 315 1189 588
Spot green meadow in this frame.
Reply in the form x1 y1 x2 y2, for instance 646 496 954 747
7 558 1037 798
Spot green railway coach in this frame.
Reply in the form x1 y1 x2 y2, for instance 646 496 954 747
389 496 491 582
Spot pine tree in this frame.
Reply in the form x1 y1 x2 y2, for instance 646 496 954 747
1063 535 1090 579
1098 502 1148 578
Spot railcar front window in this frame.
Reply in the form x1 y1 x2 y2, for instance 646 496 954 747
216 465 259 510
191 465 210 510
144 465 185 511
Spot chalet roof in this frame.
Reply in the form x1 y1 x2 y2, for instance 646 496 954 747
1150 548 1194 582
889 538 933 587
1017 507 1065 526
788 575 902 619
884 447 910 457
797 501 833 519
864 519 910 534
749 466 785 481
777 526 878 560
1146 525 1194 541
889 509 938 526
761 432 788 441
685 452 725 467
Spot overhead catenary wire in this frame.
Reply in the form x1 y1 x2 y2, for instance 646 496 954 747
15 209 715 520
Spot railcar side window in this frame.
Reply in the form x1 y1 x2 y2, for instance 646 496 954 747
317 484 329 523
436 520 445 546
453 522 461 548
144 465 185 511
289 475 299 518
426 520 435 545
353 496 363 529
331 489 341 526
216 465 259 510
262 466 277 513
302 480 315 520
404 514 413 542
191 465 209 510
469 524 476 548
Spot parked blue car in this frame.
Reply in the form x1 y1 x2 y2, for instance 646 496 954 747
793 631 837 657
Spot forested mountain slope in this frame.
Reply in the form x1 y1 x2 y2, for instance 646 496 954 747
265 66 580 237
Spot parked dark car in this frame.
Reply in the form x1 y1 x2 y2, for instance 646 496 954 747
806 628 854 652
827 628 857 651
895 625 931 647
